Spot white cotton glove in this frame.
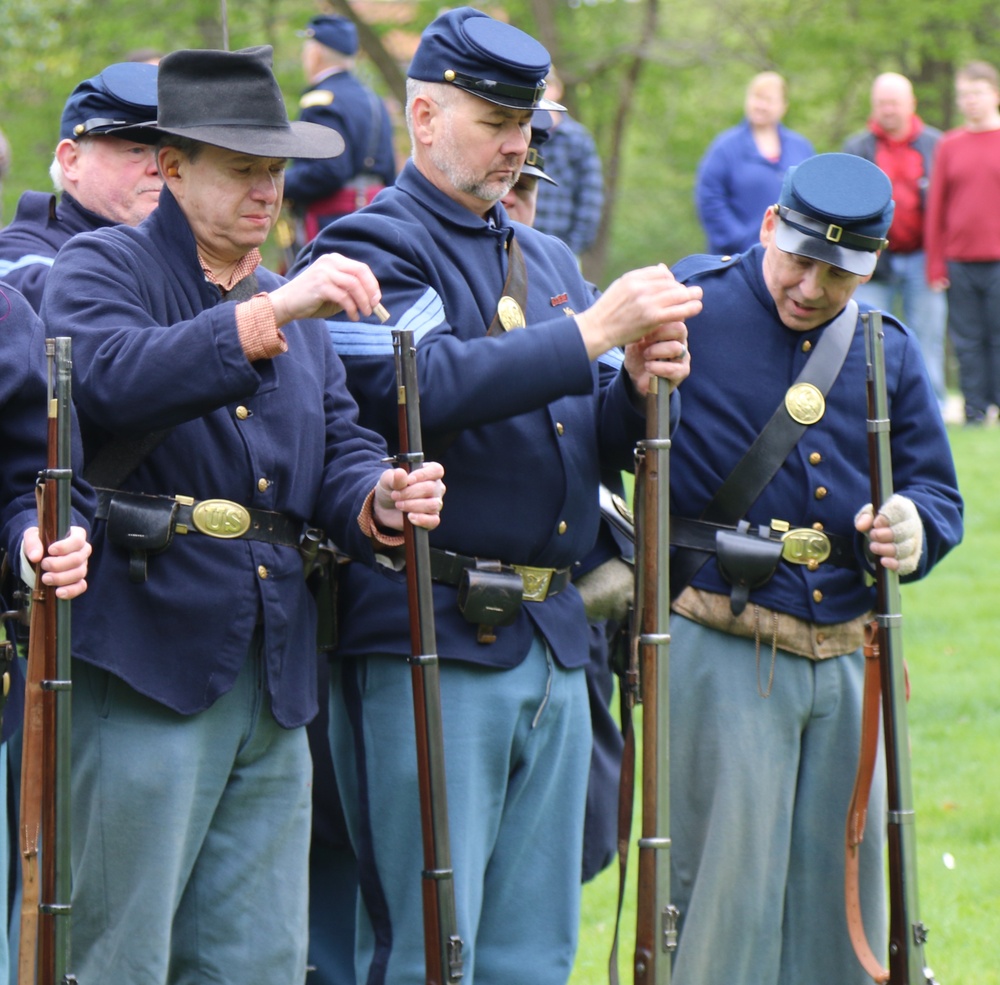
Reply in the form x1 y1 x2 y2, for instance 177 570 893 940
854 494 924 577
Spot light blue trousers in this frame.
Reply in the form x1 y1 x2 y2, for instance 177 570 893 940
70 646 312 985
330 636 592 985
670 616 887 985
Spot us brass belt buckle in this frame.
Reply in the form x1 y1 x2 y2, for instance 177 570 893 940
512 564 553 602
191 499 252 539
780 527 831 568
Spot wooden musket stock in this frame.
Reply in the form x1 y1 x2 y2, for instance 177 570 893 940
392 329 464 985
19 337 76 985
633 376 678 985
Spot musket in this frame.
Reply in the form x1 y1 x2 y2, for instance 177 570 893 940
19 337 77 985
392 327 464 985
848 311 937 985
632 374 678 985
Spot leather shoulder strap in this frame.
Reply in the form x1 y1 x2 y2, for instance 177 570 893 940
672 299 858 594
487 231 528 338
429 233 528 459
845 621 891 984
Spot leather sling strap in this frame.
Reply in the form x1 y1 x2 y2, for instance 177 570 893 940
429 232 527 461
82 272 260 489
671 299 858 596
487 230 528 338
845 620 891 984
608 701 637 985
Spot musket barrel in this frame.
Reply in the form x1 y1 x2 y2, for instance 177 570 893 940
393 329 464 985
53 338 75 984
635 375 676 985
863 312 936 985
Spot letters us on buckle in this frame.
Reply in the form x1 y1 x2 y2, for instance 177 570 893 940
780 527 831 566
191 499 251 539
512 564 553 602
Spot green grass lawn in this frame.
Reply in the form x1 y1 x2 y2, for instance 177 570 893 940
571 423 1000 984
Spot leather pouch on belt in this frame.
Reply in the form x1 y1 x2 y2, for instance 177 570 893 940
715 521 784 617
457 566 523 643
104 494 179 585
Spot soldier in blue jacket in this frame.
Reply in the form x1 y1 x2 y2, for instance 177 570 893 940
283 14 397 244
40 46 445 984
298 8 702 983
0 281 93 976
667 153 963 984
0 62 159 312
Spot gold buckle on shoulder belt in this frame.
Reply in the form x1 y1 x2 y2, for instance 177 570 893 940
773 520 831 568
785 382 826 425
511 564 554 602
177 496 252 539
497 296 526 331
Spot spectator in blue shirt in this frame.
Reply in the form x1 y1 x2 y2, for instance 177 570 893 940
532 70 604 260
695 71 814 255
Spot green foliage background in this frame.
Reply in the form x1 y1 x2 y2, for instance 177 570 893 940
1 2 997 976
572 424 999 984
3 0 1000 283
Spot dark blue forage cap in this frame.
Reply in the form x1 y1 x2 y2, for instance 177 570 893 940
59 62 159 140
299 15 359 56
774 152 894 276
408 6 565 111
521 109 557 185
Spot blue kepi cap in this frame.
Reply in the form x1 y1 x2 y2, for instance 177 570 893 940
408 7 565 112
299 15 359 56
521 109 557 185
60 62 159 140
774 152 894 276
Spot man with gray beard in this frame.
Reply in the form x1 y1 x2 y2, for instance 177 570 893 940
297 7 702 982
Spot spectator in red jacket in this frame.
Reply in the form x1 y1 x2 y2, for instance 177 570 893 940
925 60 1000 424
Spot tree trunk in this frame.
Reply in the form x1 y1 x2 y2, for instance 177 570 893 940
583 0 660 285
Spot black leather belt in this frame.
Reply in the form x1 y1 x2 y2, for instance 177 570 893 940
95 488 303 548
429 548 572 602
670 516 856 569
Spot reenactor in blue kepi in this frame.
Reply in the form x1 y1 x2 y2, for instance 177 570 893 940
0 62 159 312
297 6 702 983
666 152 963 984
283 14 397 246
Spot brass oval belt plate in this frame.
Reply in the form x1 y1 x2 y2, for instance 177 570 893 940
785 382 825 425
780 527 831 565
191 499 252 539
